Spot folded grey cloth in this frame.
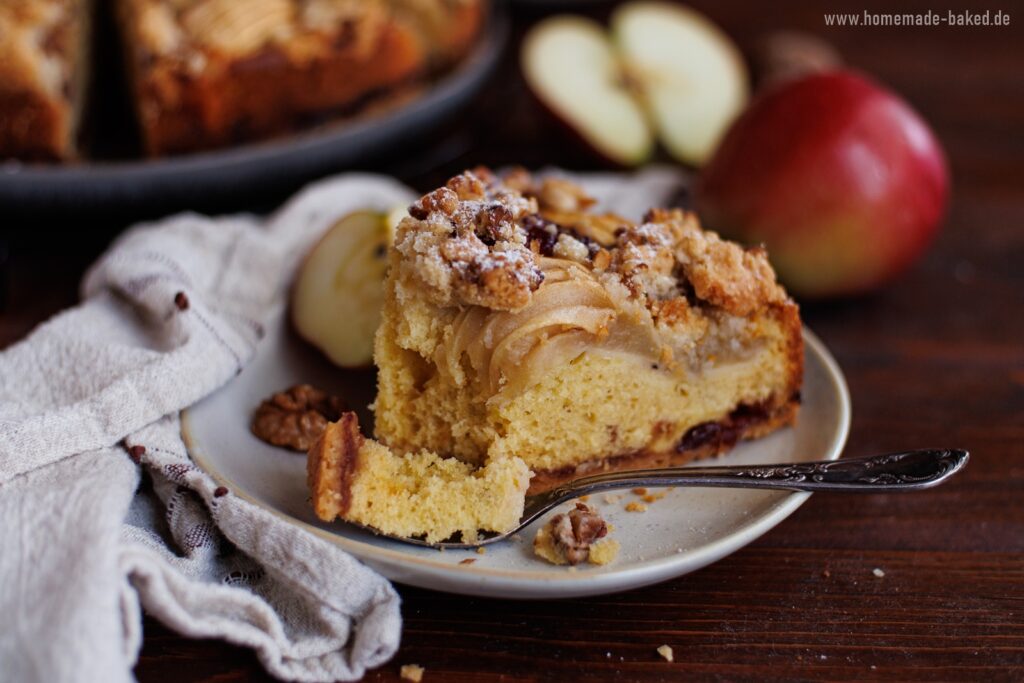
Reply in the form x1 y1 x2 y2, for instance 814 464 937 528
0 168 686 682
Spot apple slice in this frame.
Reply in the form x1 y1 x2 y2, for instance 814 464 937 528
612 2 748 166
291 210 394 368
521 16 653 166
384 205 408 239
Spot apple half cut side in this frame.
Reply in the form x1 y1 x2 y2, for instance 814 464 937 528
612 1 749 166
521 15 654 166
291 209 404 368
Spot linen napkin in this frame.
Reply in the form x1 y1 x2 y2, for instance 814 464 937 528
0 167 686 682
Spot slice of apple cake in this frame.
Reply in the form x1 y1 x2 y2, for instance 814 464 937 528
0 0 94 160
374 168 802 489
309 167 802 541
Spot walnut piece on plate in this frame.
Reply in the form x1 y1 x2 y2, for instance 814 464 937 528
251 384 346 452
533 502 620 566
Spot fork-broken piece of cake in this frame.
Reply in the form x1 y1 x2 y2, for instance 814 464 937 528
307 167 802 542
308 412 531 543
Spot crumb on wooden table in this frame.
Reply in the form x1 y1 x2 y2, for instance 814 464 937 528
873 567 885 578
657 644 674 662
400 663 425 682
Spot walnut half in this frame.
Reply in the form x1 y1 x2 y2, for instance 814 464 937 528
251 384 346 452
533 502 611 566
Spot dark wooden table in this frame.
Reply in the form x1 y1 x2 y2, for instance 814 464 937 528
3 1 1022 680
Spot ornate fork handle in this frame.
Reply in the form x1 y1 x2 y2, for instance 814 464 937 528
537 449 970 515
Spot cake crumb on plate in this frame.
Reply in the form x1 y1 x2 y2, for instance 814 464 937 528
588 539 620 565
625 501 647 513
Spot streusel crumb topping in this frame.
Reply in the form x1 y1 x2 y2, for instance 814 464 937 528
397 167 544 310
396 168 788 317
126 0 387 60
0 1 76 96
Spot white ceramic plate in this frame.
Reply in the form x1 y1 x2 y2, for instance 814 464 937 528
182 308 850 599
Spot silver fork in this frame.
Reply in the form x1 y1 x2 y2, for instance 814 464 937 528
358 448 969 549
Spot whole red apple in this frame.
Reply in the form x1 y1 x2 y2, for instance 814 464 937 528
696 70 949 298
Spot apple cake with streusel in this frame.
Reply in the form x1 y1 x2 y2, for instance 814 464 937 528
0 0 93 160
309 167 802 541
115 0 483 156
0 0 485 161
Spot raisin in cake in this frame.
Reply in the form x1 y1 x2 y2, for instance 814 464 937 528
308 168 803 542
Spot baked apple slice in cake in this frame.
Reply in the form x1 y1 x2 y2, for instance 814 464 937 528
309 168 802 541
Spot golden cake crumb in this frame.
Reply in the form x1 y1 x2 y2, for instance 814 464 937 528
632 488 648 495
459 558 475 565
476 546 486 555
657 645 674 662
625 502 647 513
587 538 620 565
642 492 666 504
400 664 425 682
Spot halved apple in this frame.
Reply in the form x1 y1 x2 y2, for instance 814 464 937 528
612 2 748 166
291 210 396 368
520 3 748 167
521 15 654 166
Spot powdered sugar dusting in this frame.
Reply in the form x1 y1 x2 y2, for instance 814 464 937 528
397 168 787 318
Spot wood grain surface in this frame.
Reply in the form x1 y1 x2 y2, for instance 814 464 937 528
2 1 1022 681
